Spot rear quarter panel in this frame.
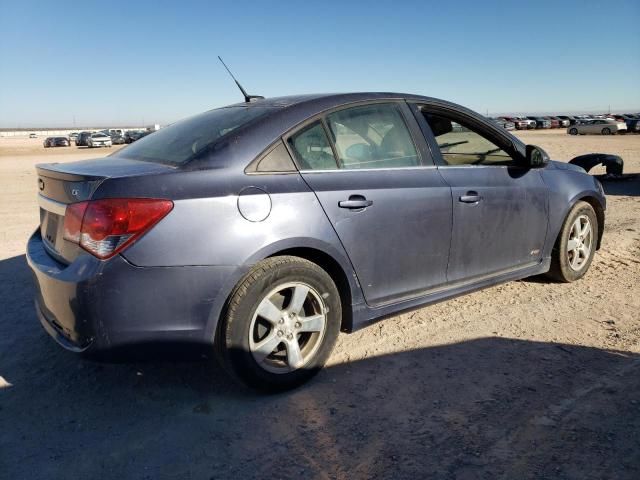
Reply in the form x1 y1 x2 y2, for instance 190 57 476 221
119 173 340 265
96 167 366 339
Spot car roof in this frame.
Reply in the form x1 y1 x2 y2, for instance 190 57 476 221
226 92 428 108
183 92 528 170
222 92 489 118
220 91 506 136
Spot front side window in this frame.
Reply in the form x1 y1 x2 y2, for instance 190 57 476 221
325 104 419 169
422 112 515 166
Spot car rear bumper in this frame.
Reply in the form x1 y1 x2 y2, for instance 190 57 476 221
27 230 241 353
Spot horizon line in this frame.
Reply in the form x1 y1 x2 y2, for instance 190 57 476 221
2 107 639 130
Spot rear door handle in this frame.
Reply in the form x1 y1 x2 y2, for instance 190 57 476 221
339 195 373 209
459 192 482 203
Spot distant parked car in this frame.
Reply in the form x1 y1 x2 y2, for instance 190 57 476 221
499 117 529 130
107 129 125 137
43 137 70 148
29 133 37 139
549 116 569 128
69 132 79 141
542 116 561 128
557 115 579 126
124 130 147 143
568 119 627 135
614 114 640 133
518 117 537 129
87 132 112 148
527 116 552 129
490 118 515 130
111 135 126 145
75 131 93 147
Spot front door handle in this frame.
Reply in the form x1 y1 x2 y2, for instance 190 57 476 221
459 191 482 203
339 195 373 209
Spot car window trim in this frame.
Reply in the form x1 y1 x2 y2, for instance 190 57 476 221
286 120 340 171
282 99 433 172
299 165 439 174
319 117 342 168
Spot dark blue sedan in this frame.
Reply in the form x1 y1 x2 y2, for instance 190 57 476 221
27 93 605 390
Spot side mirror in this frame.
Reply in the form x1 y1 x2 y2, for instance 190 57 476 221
526 144 549 168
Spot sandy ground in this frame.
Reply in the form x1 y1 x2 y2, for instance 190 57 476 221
0 131 639 479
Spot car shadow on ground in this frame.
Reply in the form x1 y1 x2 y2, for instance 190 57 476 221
598 174 640 197
1 253 639 480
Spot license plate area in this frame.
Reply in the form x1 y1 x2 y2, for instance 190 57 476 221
41 209 61 250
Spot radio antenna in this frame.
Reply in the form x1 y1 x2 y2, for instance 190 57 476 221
217 56 264 103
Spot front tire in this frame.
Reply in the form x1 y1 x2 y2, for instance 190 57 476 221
216 256 341 391
546 201 598 282
602 128 611 135
569 128 578 135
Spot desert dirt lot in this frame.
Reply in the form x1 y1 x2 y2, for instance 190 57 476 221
1 131 639 479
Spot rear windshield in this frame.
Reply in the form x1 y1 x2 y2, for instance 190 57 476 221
113 106 274 165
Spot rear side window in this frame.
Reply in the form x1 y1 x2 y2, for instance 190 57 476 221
246 141 297 173
289 123 338 170
326 104 419 169
113 106 273 166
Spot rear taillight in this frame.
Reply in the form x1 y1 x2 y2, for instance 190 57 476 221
63 198 173 259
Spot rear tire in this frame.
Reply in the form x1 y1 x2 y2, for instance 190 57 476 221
546 201 598 282
569 128 578 135
215 256 341 392
602 128 611 135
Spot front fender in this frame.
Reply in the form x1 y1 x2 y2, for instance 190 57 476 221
541 167 606 256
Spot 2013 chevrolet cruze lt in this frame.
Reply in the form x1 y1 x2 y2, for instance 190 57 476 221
27 93 605 390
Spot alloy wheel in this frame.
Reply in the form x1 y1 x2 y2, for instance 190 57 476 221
567 214 592 271
249 282 327 373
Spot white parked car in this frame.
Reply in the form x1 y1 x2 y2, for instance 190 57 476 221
568 119 627 136
87 132 113 148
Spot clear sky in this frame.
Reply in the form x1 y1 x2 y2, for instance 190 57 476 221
1 0 639 127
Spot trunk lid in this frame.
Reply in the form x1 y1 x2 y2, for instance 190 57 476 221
36 157 174 263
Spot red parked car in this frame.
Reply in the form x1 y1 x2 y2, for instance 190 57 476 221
499 116 529 130
543 116 561 128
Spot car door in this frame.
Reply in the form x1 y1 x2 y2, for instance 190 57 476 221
286 102 453 306
583 120 595 134
412 103 549 283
